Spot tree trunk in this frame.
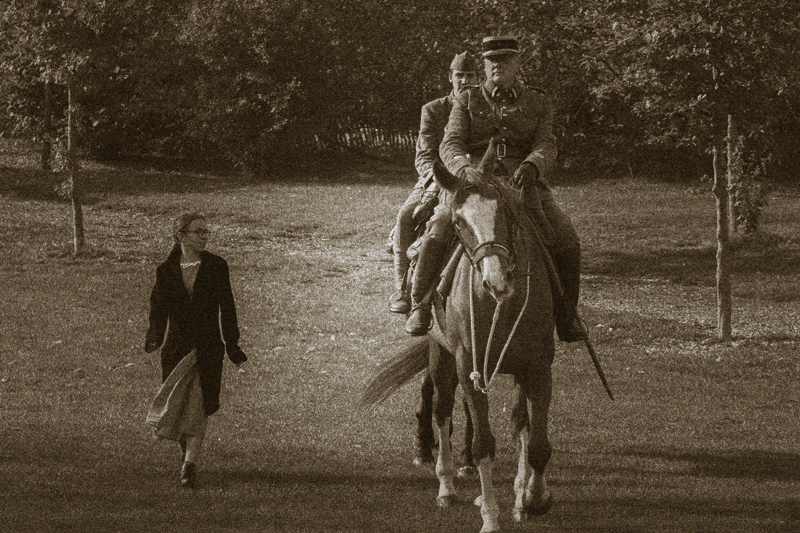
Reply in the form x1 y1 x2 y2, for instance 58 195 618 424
67 81 85 256
41 77 52 172
726 114 742 237
712 133 732 341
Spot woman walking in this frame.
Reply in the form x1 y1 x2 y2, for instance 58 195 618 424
144 212 247 489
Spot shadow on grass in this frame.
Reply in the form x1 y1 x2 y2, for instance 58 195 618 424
587 304 800 343
548 446 800 532
586 245 800 287
0 167 254 202
206 469 438 492
4 433 798 532
199 446 800 532
1 156 415 204
586 307 713 344
620 446 800 483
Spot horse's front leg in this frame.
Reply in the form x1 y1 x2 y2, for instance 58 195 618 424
476 456 500 533
413 371 435 468
435 416 457 507
519 367 554 518
510 379 532 522
462 382 500 532
431 343 459 507
458 396 477 477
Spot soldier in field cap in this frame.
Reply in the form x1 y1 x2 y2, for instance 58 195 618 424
417 35 588 342
387 51 477 325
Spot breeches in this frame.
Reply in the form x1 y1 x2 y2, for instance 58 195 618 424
393 183 425 253
425 191 455 244
535 186 580 252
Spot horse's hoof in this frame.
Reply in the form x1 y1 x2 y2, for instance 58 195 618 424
513 507 529 522
412 456 435 471
437 494 459 508
412 443 434 467
457 465 477 478
525 491 554 516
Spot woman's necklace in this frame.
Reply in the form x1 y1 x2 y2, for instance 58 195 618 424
181 256 201 268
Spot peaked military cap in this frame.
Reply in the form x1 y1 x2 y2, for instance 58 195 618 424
450 51 478 72
481 35 521 57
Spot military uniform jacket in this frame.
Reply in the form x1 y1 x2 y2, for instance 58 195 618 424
440 80 557 179
415 93 454 184
145 248 246 416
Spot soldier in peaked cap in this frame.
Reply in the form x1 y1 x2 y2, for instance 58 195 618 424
433 35 588 342
387 52 477 325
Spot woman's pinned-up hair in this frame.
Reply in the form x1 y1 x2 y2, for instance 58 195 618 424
172 212 206 244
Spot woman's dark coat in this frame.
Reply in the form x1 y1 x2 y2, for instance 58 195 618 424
145 248 246 416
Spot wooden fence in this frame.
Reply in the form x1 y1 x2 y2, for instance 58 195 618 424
333 125 416 158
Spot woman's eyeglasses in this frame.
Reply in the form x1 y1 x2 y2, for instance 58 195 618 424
184 230 211 237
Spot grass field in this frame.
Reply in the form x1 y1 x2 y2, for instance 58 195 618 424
1 139 798 532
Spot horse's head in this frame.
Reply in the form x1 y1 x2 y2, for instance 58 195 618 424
433 141 520 303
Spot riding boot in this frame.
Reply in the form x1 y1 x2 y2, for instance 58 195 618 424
553 246 588 342
389 251 411 314
405 238 448 336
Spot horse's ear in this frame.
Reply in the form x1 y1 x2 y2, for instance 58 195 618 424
432 159 461 192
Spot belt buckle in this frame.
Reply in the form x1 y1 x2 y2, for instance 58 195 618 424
496 142 507 159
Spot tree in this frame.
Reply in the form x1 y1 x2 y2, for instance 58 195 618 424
579 0 800 339
0 0 149 254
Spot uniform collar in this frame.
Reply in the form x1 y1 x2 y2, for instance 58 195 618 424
485 80 519 100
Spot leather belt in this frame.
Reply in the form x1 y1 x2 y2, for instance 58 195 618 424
470 141 526 161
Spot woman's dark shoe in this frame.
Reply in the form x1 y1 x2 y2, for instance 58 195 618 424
180 461 196 489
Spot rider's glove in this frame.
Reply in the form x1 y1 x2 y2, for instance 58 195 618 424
511 162 539 189
457 166 483 188
412 195 437 223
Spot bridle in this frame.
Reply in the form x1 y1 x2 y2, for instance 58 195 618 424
454 184 517 275
451 183 530 394
464 239 514 271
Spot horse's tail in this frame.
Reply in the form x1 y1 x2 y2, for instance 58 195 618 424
358 338 429 411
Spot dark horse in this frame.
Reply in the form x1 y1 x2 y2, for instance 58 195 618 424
362 144 557 532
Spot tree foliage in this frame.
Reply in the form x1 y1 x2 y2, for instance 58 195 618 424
577 0 800 174
1 0 799 183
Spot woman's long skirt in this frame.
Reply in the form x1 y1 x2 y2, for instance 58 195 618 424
146 350 208 440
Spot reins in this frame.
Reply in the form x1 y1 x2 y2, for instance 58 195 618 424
468 257 532 394
455 182 541 394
